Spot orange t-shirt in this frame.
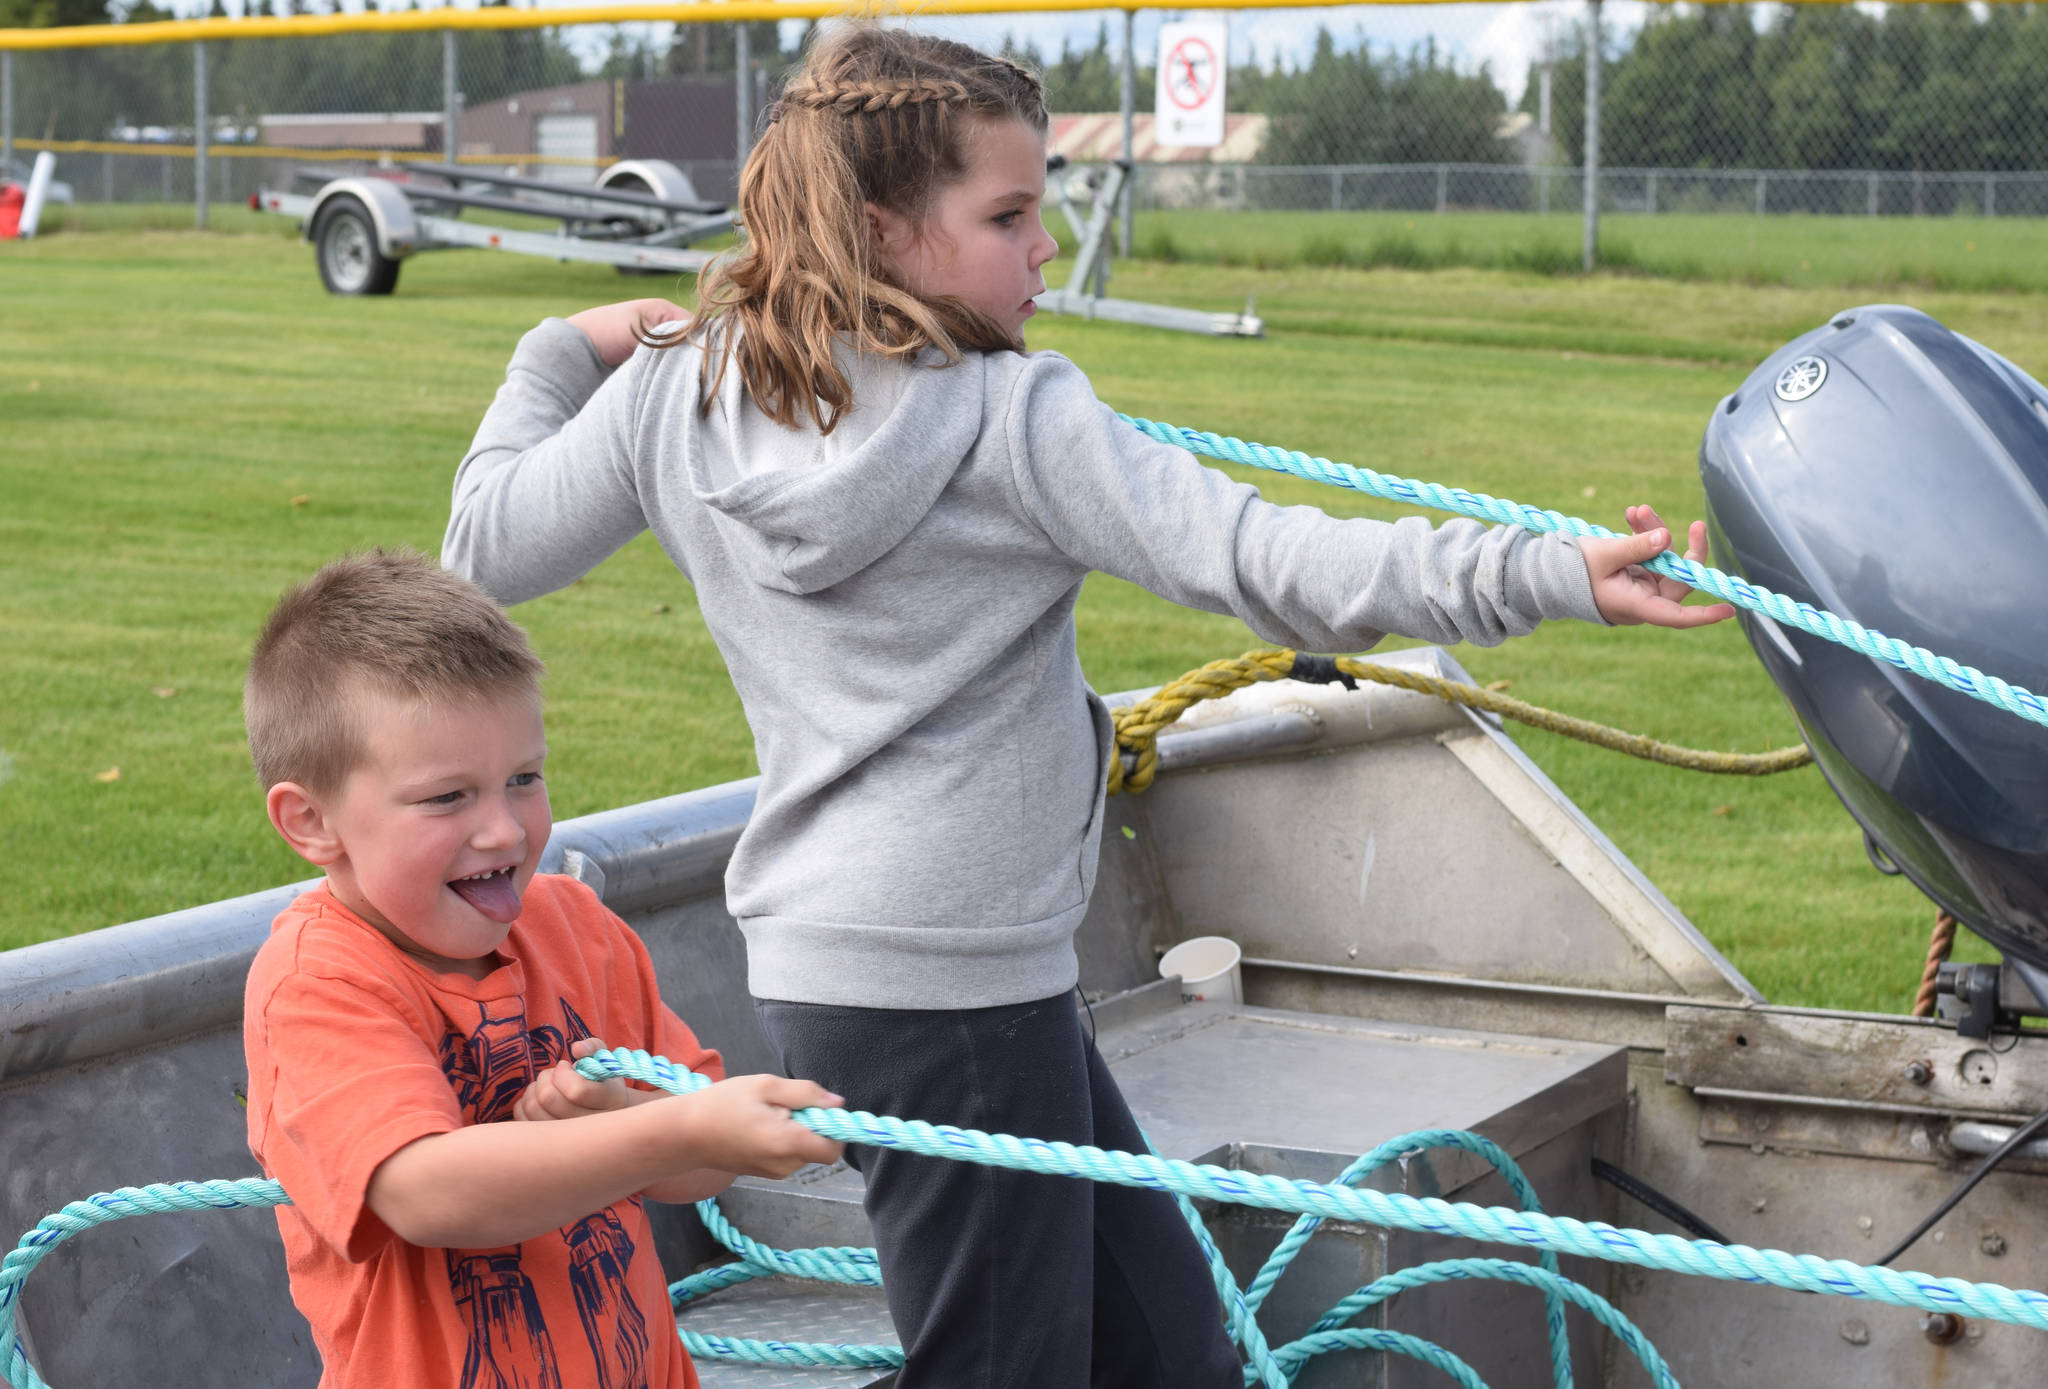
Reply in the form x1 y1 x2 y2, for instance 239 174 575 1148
243 874 723 1389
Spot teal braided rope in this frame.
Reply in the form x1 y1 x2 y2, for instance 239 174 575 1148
586 1054 1476 1388
1118 415 2048 733
667 1259 767 1301
679 1329 899 1370
1165 1171 1289 1387
1 1178 288 1389
1243 1129 1572 1389
575 1048 2048 1332
13 1045 2048 1388
1278 1258 1675 1388
688 1197 883 1286
1267 1328 1489 1389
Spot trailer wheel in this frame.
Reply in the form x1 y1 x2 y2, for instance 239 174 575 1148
313 195 401 296
605 174 671 277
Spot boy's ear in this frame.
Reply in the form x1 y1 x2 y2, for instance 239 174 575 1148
266 781 345 868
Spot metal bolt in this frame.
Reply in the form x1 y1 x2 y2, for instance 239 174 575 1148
1749 1196 1767 1214
1921 1312 1966 1346
1856 1215 1875 1235
1903 1059 1933 1086
1980 1231 2008 1258
1839 1319 1871 1346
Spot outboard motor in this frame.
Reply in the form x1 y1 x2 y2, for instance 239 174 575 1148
1700 305 2048 1030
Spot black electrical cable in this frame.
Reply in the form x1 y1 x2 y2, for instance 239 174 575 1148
1875 1099 2048 1267
1594 1099 2048 1269
1591 1157 1734 1245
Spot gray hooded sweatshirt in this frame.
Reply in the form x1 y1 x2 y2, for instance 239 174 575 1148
445 318 1603 1010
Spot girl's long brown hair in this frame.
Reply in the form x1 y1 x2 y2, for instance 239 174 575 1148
667 26 1048 434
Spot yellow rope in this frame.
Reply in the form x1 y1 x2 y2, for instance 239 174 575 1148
1107 648 1812 795
1107 650 1297 795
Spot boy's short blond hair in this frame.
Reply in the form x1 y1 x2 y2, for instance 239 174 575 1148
245 549 545 792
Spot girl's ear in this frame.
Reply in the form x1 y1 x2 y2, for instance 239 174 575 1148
266 781 346 868
866 201 914 261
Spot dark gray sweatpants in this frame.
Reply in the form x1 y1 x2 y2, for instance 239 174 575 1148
754 991 1244 1389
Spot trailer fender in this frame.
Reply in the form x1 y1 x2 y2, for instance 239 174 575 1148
598 159 701 207
306 176 419 259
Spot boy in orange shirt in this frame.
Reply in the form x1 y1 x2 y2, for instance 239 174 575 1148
240 548 843 1389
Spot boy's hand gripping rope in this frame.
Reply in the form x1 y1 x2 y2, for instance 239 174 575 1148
1117 415 2048 735
13 1045 2048 1389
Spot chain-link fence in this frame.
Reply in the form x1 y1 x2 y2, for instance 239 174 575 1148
1 20 769 211
8 2 2048 234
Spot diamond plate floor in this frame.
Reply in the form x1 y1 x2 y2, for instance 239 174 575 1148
680 1277 898 1389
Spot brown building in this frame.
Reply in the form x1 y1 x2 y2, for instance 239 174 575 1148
457 77 744 200
258 111 444 154
258 78 748 200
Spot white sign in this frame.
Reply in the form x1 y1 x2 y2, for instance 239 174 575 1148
1155 20 1227 149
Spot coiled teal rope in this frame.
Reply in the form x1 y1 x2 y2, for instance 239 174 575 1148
1117 415 2048 733
8 1045 2048 1389
1242 1128 1575 1389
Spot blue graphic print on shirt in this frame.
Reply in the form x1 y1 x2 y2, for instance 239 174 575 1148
437 997 650 1389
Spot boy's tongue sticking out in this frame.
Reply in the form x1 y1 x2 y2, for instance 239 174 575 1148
450 868 522 923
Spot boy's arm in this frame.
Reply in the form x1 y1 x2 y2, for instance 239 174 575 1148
1005 356 1612 651
514 1040 736 1204
368 1073 839 1249
442 305 686 606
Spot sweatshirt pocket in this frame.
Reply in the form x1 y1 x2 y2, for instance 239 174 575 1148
1077 691 1116 900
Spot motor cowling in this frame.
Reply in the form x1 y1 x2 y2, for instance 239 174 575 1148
1699 304 2048 968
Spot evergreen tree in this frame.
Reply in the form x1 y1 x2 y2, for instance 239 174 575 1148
0 0 109 26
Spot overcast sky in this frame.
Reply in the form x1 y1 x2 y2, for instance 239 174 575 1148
903 3 1652 106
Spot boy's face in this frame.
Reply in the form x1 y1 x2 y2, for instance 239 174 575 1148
315 688 550 976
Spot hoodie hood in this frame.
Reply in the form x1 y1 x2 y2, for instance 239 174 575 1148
684 339 985 594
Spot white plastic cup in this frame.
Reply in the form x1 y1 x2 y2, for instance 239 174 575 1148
1159 935 1243 1005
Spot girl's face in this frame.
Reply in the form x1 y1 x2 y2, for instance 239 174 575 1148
870 117 1060 341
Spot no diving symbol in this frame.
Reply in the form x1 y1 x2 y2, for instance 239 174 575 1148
1164 35 1218 111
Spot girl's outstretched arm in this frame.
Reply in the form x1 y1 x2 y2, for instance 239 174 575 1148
1004 354 1604 652
444 307 685 605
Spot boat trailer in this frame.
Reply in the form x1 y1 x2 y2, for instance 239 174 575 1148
254 159 733 295
1038 156 1262 338
258 154 1263 339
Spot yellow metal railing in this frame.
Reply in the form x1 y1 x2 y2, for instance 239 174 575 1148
2 0 2003 54
11 137 616 167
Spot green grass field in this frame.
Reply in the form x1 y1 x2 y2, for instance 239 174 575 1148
1130 208 2048 293
3 211 2026 1011
45 197 2048 290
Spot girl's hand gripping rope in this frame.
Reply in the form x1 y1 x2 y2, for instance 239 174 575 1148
1579 505 1738 630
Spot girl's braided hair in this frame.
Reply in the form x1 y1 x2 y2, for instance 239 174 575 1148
661 26 1047 433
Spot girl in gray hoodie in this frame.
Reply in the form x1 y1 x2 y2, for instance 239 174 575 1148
445 25 1732 1388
